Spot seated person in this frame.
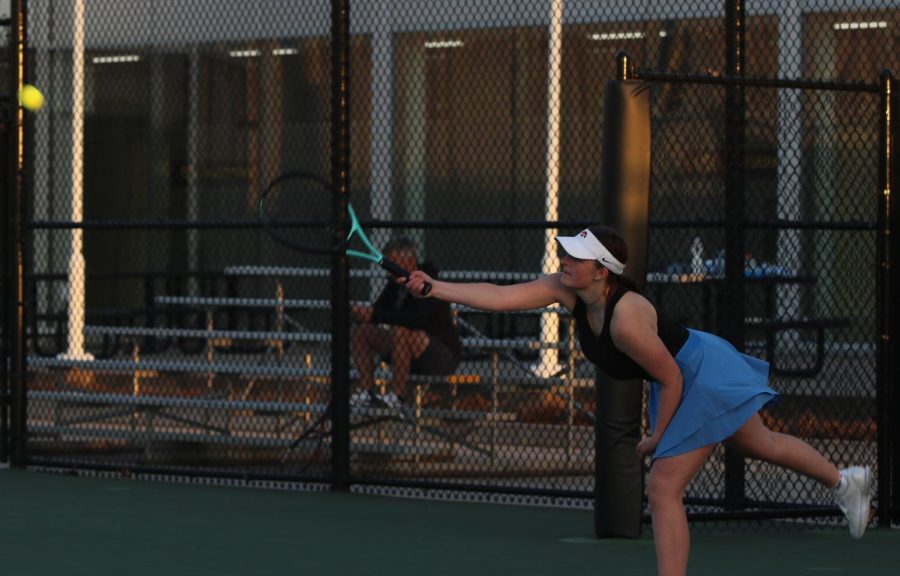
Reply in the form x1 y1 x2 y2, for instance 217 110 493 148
350 236 461 408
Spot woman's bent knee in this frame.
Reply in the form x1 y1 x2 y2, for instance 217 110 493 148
646 474 679 511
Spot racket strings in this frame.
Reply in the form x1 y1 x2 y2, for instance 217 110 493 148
258 172 336 254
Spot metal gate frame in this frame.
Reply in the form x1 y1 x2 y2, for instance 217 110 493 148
1 0 27 468
615 49 897 526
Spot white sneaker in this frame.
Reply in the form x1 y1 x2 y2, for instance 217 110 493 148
349 389 375 408
833 466 872 539
376 391 403 409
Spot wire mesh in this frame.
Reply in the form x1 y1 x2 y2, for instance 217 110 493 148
13 0 898 527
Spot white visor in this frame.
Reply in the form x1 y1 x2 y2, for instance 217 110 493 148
556 229 626 275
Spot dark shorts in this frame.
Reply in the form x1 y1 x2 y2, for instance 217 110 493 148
383 337 459 376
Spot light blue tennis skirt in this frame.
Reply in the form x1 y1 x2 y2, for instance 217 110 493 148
648 329 779 459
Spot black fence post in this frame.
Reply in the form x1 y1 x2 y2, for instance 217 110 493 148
4 0 27 468
722 0 747 512
330 0 352 491
593 51 650 538
0 52 9 465
876 69 897 527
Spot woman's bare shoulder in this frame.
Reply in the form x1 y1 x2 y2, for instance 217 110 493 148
611 290 658 332
617 290 654 312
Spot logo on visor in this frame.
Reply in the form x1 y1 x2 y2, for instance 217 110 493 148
579 230 588 238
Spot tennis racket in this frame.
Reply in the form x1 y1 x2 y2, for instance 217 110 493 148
257 171 432 295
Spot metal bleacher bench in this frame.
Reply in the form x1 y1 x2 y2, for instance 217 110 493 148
27 385 475 457
153 291 591 427
745 316 852 378
28 324 529 457
29 266 588 456
151 293 589 391
223 265 540 282
69 322 581 402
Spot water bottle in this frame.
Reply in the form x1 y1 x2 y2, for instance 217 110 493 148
691 237 704 277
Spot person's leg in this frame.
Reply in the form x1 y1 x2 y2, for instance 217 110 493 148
389 325 429 398
350 324 392 391
724 413 839 487
646 445 715 576
725 413 872 538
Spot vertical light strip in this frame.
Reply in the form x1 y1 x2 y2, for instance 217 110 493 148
61 0 92 359
540 0 564 377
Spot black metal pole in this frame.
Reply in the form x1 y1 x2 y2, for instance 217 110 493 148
876 69 897 527
0 53 10 465
722 0 747 511
592 51 648 539
891 73 900 528
329 0 352 491
2 0 27 467
11 0 28 468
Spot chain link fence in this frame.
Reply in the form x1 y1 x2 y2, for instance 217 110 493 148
641 68 885 524
7 0 898 527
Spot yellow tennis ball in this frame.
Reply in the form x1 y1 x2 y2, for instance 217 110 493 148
18 84 45 111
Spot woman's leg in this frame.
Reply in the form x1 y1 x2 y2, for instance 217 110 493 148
724 413 839 487
725 413 873 538
646 445 715 576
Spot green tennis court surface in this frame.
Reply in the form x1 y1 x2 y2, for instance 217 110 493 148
0 468 896 575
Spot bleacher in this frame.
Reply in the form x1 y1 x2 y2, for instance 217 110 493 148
27 266 588 461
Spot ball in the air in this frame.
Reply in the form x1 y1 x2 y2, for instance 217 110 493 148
18 84 45 111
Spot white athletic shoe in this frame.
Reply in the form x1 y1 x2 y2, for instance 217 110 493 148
376 391 403 410
349 389 375 408
833 466 872 539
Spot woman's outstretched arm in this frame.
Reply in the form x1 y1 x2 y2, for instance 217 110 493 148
406 270 569 312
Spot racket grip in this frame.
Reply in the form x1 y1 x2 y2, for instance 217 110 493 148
380 257 410 280
380 258 433 297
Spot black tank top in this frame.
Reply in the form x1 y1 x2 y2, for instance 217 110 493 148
573 285 689 381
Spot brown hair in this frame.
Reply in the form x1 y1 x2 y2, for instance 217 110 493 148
382 236 417 260
588 225 640 293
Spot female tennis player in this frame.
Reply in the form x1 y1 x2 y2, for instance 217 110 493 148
405 225 872 576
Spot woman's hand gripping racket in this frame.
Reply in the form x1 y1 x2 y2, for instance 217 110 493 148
257 171 432 295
